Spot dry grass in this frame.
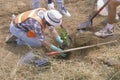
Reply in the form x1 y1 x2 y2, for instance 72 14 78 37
0 0 120 80
0 44 120 80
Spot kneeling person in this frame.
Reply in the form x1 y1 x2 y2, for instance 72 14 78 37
6 8 66 57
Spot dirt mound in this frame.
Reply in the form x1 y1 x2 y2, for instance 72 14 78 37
71 30 119 48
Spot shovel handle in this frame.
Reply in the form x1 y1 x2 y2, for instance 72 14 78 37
47 51 60 55
91 0 110 20
47 40 117 56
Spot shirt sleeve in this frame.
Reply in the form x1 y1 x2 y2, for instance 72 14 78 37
33 20 46 41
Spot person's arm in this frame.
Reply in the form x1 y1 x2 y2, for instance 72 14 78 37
49 27 63 44
41 40 66 57
41 40 60 51
33 20 65 56
35 28 63 52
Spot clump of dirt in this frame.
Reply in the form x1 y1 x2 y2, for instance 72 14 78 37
72 32 99 47
71 28 120 48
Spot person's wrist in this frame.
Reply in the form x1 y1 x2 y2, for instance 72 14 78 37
50 44 66 57
50 44 62 51
55 36 63 44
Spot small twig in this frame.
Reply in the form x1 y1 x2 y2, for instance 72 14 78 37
109 70 120 80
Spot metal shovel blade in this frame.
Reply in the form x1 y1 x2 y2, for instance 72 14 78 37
77 19 92 33
77 0 110 33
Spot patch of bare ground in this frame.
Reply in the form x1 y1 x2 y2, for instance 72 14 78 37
0 0 120 80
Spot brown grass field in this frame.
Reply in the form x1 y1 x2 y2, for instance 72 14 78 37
0 0 120 80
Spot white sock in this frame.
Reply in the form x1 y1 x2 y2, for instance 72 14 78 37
106 23 114 30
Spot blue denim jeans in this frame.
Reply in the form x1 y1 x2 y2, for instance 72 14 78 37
32 0 64 9
10 22 42 47
32 0 52 9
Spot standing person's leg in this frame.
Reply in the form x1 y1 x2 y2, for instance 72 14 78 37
95 0 120 37
32 0 40 9
48 0 55 9
108 0 120 24
56 0 71 17
48 0 52 4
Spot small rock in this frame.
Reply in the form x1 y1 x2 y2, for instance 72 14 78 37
103 58 118 66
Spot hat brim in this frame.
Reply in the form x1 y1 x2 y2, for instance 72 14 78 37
44 11 62 27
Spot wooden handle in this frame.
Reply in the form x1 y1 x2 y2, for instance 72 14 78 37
47 40 117 55
91 0 110 20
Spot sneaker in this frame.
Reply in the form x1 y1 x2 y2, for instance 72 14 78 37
94 28 114 37
59 6 71 17
5 34 17 43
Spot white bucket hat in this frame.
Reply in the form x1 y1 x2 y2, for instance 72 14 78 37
44 9 62 26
